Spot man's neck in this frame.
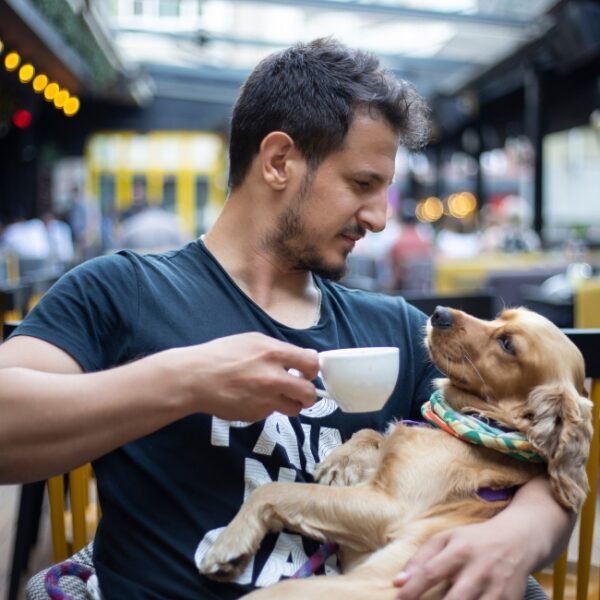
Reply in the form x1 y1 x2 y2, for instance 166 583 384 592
202 199 322 329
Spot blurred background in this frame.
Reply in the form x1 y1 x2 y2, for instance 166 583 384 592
0 0 600 597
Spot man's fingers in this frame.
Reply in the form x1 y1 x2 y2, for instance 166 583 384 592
276 396 307 417
275 344 320 381
437 571 487 600
393 533 449 586
279 370 318 408
394 536 468 599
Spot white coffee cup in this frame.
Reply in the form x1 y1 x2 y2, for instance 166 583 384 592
317 347 399 412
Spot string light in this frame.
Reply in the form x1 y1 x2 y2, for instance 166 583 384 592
43 82 60 101
2 43 81 118
18 63 35 83
32 73 48 93
54 89 69 109
4 51 20 71
64 97 80 116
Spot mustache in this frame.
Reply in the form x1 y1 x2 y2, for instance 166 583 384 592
340 225 367 239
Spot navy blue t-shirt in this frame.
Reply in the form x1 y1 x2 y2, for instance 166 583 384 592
13 239 439 599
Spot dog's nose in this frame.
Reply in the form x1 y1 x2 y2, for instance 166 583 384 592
431 306 453 329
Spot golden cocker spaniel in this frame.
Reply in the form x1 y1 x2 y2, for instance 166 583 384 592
199 307 592 599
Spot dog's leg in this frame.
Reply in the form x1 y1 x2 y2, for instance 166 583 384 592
199 482 397 581
240 527 444 600
315 428 385 486
240 503 496 600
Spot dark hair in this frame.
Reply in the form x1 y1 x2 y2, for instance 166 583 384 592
228 37 431 188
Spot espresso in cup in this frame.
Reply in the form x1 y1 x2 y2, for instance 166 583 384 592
318 347 399 412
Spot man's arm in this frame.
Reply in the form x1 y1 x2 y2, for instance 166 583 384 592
0 332 319 484
393 475 575 600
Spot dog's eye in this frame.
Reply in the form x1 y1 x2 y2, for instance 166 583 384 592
497 335 515 354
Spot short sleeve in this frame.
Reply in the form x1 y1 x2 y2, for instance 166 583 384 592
10 253 139 372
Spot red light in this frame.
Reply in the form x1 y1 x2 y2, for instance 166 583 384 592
12 109 32 129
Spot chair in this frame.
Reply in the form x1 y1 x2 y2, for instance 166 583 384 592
535 328 600 600
575 279 600 329
47 463 100 562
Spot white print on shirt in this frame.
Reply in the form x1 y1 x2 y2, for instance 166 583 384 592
195 409 343 587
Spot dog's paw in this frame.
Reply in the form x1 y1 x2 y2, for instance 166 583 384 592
199 545 252 582
314 453 375 486
314 431 382 486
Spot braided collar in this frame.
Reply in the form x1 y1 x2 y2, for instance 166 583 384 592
421 389 544 463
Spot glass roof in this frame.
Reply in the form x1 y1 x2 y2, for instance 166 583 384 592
104 0 559 98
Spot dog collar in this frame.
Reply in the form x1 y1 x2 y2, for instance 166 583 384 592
421 390 544 463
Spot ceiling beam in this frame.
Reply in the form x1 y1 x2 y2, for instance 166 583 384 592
113 27 477 71
225 0 532 28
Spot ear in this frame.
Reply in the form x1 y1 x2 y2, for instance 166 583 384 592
525 382 593 511
259 131 298 191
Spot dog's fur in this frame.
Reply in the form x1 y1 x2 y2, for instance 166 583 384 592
199 307 592 599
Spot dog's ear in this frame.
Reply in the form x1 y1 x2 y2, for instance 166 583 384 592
525 382 593 511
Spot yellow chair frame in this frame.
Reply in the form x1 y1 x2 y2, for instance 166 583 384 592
536 329 600 600
47 463 100 562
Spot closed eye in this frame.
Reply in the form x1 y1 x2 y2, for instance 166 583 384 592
354 180 371 190
497 334 515 355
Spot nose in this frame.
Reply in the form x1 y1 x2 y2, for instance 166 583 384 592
431 306 453 329
357 192 388 233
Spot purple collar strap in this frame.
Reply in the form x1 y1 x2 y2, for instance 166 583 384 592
292 541 338 578
477 486 517 502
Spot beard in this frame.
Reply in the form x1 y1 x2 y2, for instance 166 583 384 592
265 173 355 281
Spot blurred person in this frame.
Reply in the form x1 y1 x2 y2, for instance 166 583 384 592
481 195 541 253
41 210 75 264
1 215 50 260
389 198 433 290
435 214 481 259
67 185 101 260
119 181 149 221
479 203 505 252
116 204 189 251
0 39 568 600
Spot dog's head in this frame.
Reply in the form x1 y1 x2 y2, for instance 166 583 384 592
426 306 592 511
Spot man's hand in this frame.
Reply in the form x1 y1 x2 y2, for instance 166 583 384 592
392 477 574 600
392 520 531 600
167 332 320 422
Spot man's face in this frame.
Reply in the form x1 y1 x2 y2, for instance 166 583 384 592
267 114 399 280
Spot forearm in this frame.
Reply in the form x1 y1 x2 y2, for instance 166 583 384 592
0 352 191 483
0 331 319 484
495 475 576 571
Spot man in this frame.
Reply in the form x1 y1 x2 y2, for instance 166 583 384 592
0 39 570 599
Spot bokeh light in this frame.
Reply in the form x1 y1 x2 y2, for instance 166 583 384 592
63 96 80 116
18 63 35 83
4 51 20 71
447 192 478 218
43 82 60 101
32 74 48 93
12 109 32 129
417 196 444 223
53 89 70 109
